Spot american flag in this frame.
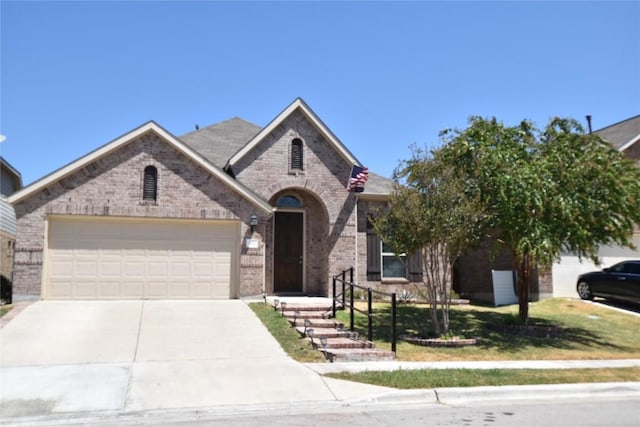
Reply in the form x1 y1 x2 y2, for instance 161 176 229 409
347 165 369 192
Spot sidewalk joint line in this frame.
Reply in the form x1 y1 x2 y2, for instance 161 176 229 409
120 301 145 411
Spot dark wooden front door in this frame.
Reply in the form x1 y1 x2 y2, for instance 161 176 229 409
274 212 303 293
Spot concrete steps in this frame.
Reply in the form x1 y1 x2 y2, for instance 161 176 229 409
290 318 345 328
322 348 397 362
279 304 334 312
271 299 396 363
283 310 328 319
294 327 353 339
307 336 375 349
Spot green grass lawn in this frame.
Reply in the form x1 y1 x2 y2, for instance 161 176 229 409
0 305 12 317
249 302 326 363
334 298 640 361
250 298 640 388
327 367 640 389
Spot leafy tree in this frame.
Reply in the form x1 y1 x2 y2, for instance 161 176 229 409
439 117 640 323
374 146 485 336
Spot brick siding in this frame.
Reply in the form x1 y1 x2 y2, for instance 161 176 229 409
0 230 14 280
233 110 357 297
12 132 266 298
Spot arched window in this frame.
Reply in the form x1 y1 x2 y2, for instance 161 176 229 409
275 195 303 208
143 166 158 202
291 138 303 170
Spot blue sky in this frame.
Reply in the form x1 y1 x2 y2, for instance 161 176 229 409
1 1 638 185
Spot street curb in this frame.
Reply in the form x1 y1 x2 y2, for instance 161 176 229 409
342 382 640 407
3 383 638 426
345 389 439 406
433 382 640 405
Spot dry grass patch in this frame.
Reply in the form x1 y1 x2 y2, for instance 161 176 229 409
334 298 640 361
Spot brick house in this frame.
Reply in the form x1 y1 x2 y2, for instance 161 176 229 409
455 115 640 304
9 98 422 301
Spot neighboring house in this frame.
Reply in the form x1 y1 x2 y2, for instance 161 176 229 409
8 98 422 301
552 115 640 297
1 157 23 285
455 115 640 304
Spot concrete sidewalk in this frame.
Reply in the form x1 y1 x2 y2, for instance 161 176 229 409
306 358 640 374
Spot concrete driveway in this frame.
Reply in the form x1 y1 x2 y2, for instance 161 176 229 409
1 300 387 420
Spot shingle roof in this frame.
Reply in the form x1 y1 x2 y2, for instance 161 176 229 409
9 122 273 213
594 114 640 151
179 102 394 196
226 98 360 170
179 117 261 168
361 171 394 197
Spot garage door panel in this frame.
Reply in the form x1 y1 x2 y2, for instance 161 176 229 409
76 282 98 297
147 261 169 277
170 262 190 277
76 260 99 277
99 282 121 297
122 283 144 297
46 218 237 300
125 262 146 277
49 281 72 297
100 261 122 277
193 282 217 297
146 282 168 297
51 260 74 276
192 262 214 278
169 283 189 298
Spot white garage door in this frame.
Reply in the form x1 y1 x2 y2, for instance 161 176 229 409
552 232 640 298
45 217 238 300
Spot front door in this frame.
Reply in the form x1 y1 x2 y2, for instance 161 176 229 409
274 211 303 293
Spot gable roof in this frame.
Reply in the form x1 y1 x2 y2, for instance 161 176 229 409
180 117 261 168
8 122 273 214
226 98 361 171
595 114 640 152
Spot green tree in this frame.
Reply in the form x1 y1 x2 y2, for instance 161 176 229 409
439 117 640 323
374 146 485 336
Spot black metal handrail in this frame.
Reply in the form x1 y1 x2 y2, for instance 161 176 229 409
332 267 397 353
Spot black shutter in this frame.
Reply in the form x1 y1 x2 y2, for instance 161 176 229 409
291 139 303 170
366 226 381 281
408 249 423 282
143 166 157 201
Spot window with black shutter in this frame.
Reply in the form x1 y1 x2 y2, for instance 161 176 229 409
143 165 158 202
366 215 381 281
408 250 423 282
367 214 422 282
291 139 303 170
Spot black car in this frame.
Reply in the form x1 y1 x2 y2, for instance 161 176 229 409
576 260 640 304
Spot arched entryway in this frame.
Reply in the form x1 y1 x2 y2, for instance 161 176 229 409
273 210 304 293
268 190 329 296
